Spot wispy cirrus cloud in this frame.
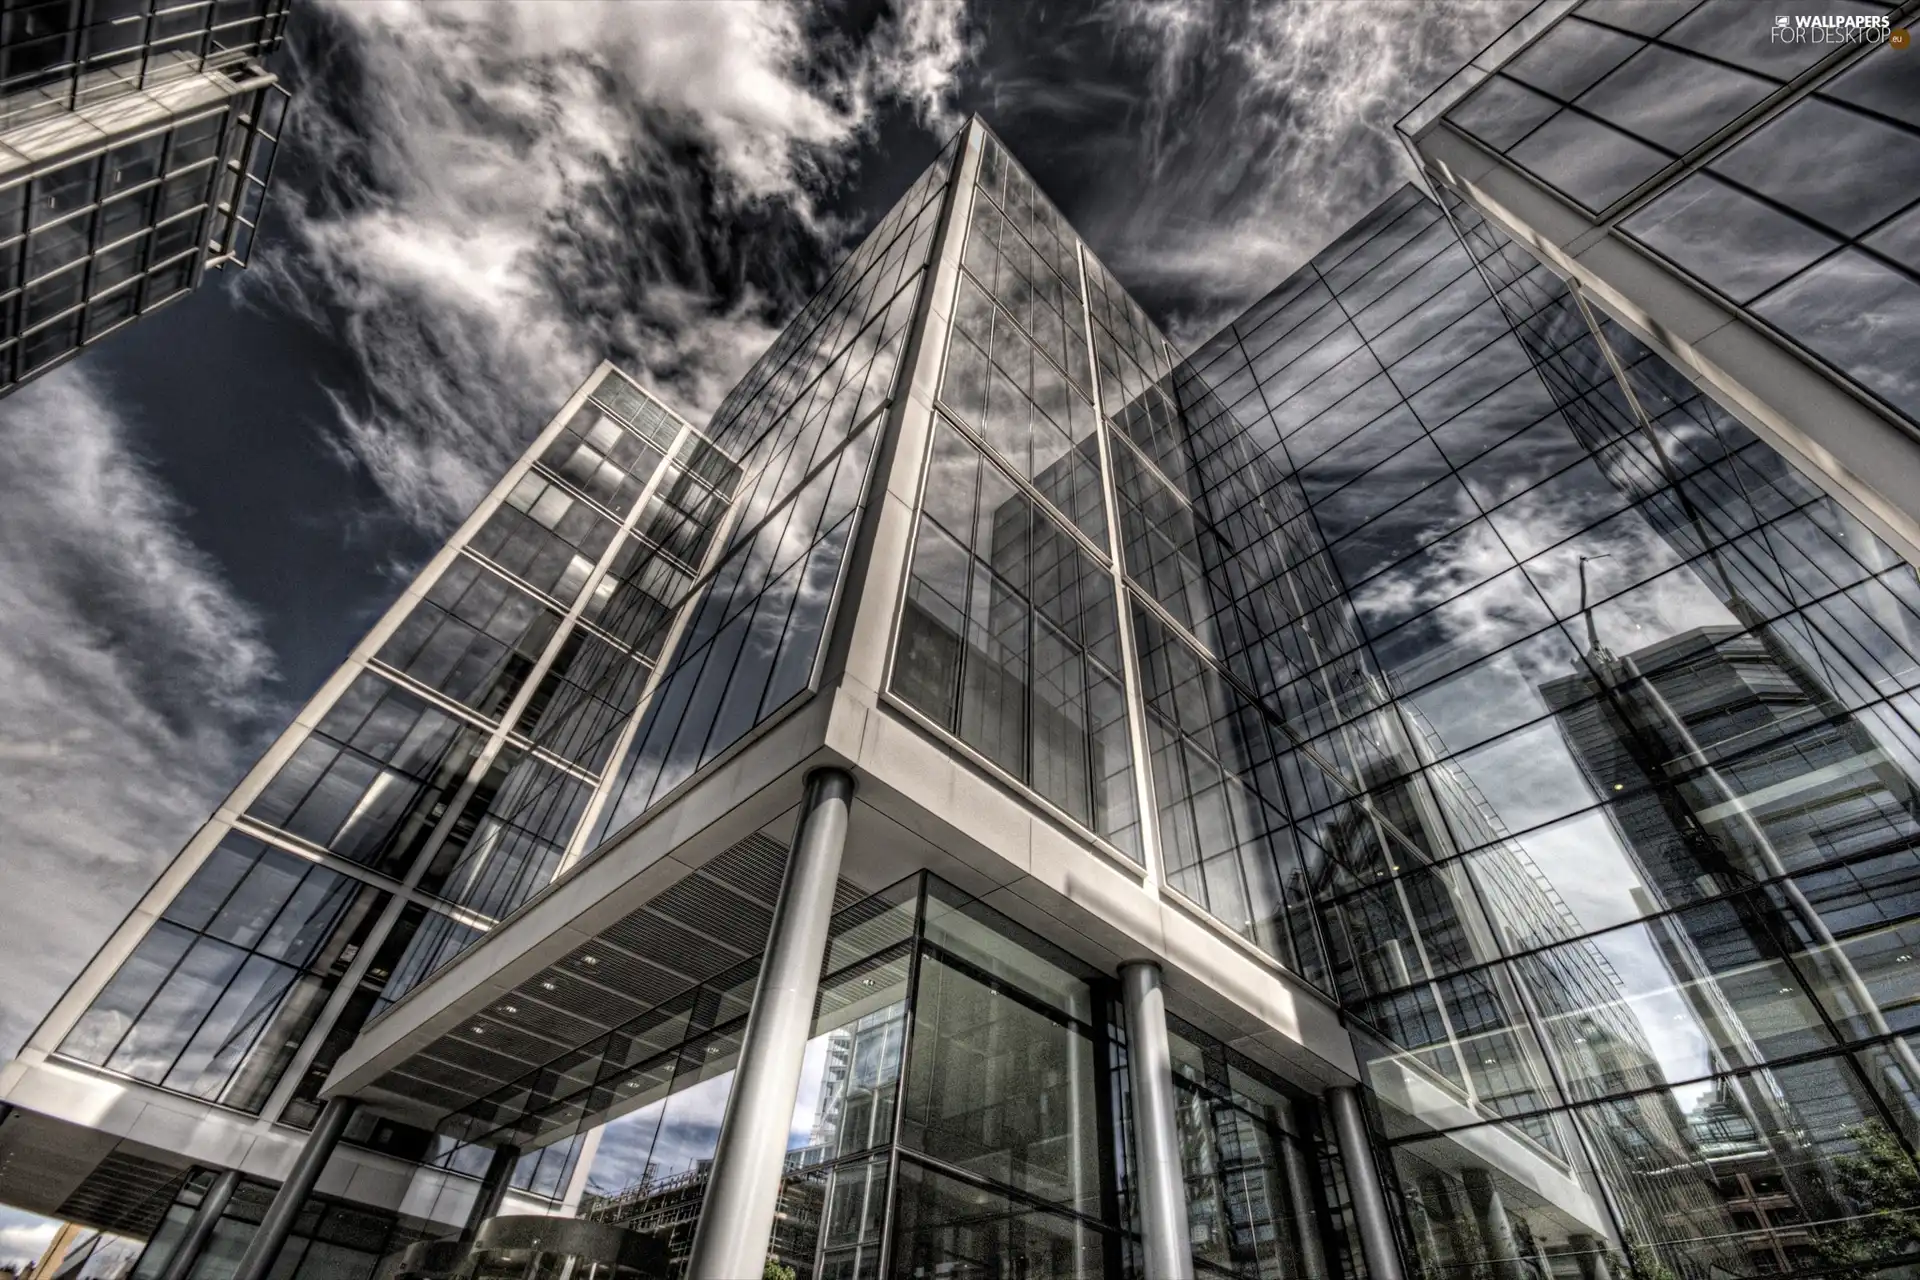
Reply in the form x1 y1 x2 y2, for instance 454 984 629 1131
244 0 972 535
1089 0 1532 348
0 368 279 1056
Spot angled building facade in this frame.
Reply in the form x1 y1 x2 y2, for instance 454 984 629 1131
0 0 291 396
2 5 1919 1280
0 365 731 1256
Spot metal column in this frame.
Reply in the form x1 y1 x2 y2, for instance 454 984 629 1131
1567 1232 1613 1280
158 1169 241 1280
1462 1168 1527 1280
230 1097 358 1280
685 768 854 1279
460 1144 521 1243
1327 1086 1404 1280
1279 1115 1330 1280
1120 962 1194 1280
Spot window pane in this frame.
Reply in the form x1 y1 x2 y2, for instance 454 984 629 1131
1712 98 1920 237
1509 109 1671 211
890 1158 1108 1280
1575 44 1772 152
900 951 1100 1216
1624 173 1838 304
59 923 195 1065
1753 250 1920 424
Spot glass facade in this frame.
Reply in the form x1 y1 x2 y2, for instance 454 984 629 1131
597 131 960 833
873 113 1920 1280
1443 6 1919 437
892 131 1143 859
0 73 286 389
17 30 1920 1280
0 0 290 129
57 831 389 1114
53 368 725 1163
0 0 291 395
135 1167 409 1280
425 873 1333 1280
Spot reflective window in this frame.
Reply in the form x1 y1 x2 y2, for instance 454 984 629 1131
941 271 1104 541
1167 167 1920 1280
247 670 483 874
0 80 288 395
901 949 1101 1216
893 420 1140 856
376 556 563 719
609 426 862 822
596 140 961 839
582 534 694 660
416 749 592 918
133 1175 402 1280
370 903 486 1015
59 832 387 1112
1134 605 1328 981
1614 41 1920 428
515 630 653 773
1165 1019 1318 1279
891 1160 1109 1280
538 401 665 517
469 470 618 604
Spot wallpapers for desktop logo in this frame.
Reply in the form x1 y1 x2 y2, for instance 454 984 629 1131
1770 12 1904 44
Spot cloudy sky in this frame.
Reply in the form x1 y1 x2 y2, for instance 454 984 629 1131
0 0 1529 1067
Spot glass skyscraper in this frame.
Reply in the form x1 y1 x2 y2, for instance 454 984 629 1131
0 0 291 395
2 5 1917 1280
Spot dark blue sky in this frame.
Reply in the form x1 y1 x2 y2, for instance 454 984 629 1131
0 0 1526 1082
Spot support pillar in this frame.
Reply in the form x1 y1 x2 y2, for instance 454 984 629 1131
1120 961 1194 1280
460 1144 520 1243
158 1169 241 1280
685 768 854 1280
1279 1118 1330 1280
1567 1232 1613 1280
1462 1168 1527 1280
231 1097 358 1280
1327 1086 1404 1280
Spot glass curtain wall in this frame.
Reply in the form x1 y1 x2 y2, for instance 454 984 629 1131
0 0 291 129
891 128 1150 862
1440 11 1918 433
1175 163 1920 1278
0 78 288 389
52 368 727 1181
422 873 1324 1280
132 1167 415 1280
1102 998 1346 1280
599 129 963 833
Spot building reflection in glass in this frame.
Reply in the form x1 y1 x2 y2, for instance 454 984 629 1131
1167 165 1920 1279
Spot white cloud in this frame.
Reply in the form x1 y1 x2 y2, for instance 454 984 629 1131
0 1210 57 1270
1092 0 1532 350
0 367 277 1058
243 0 970 535
865 0 976 136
